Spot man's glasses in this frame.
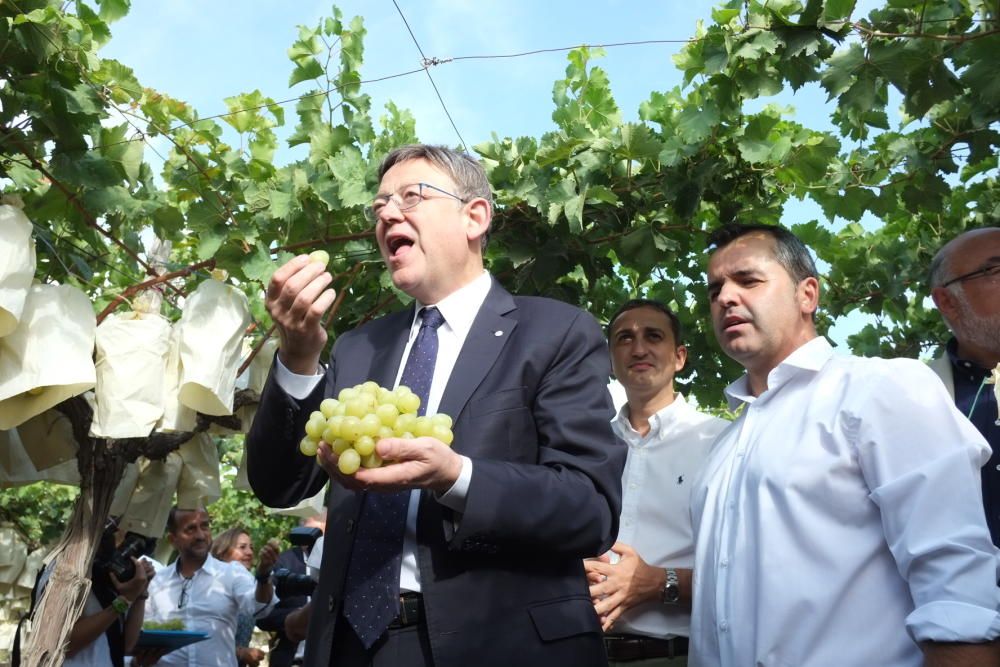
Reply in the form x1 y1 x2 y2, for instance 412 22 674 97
941 263 1000 288
178 577 193 609
365 182 467 224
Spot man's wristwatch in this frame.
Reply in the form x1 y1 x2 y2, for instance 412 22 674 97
661 568 680 605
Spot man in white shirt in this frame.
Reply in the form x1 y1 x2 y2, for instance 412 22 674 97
143 507 279 667
690 222 1000 667
587 299 728 666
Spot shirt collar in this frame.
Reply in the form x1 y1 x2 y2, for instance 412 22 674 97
724 337 833 409
412 271 492 340
945 337 993 377
612 393 693 443
171 553 223 579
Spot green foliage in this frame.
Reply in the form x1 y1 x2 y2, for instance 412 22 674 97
210 437 299 554
1 0 997 501
0 482 80 551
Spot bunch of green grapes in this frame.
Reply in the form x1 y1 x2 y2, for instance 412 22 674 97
143 619 185 631
300 381 454 475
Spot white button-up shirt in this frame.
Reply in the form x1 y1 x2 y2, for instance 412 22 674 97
611 394 728 639
690 337 1000 667
145 555 276 667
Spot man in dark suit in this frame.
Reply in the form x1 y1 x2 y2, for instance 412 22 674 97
246 144 625 667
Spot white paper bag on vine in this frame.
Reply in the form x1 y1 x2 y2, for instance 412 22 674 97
0 283 96 430
176 279 250 416
158 324 197 432
90 312 172 438
0 204 37 338
0 410 80 487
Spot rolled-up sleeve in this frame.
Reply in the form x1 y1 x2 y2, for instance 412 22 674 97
854 360 1000 643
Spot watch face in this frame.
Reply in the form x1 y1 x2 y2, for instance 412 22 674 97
665 585 680 603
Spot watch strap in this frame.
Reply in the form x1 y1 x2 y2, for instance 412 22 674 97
110 596 130 615
661 568 680 605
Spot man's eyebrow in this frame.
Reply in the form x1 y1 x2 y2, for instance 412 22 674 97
708 268 763 290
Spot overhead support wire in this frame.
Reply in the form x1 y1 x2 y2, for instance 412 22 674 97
391 0 469 153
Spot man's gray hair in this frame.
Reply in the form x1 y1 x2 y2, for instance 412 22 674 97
377 144 494 249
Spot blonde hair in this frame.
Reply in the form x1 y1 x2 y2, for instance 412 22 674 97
211 526 249 562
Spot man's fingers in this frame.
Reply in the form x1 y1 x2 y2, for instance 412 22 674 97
267 255 311 302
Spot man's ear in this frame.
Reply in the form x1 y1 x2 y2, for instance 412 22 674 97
798 276 820 315
674 345 688 373
465 198 491 245
931 286 958 325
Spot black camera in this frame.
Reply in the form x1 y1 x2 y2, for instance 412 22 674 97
288 526 322 550
272 567 316 598
97 532 153 582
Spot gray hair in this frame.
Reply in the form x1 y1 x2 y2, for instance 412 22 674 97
377 144 493 249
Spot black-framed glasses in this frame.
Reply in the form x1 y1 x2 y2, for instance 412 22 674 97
178 577 193 609
365 182 468 224
941 263 1000 288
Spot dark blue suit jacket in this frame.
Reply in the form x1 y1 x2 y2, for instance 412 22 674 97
247 281 625 667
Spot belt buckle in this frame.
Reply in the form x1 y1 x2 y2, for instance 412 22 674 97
398 594 411 626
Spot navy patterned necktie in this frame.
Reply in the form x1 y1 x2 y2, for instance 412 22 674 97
342 306 445 648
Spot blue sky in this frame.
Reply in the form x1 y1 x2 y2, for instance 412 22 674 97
102 1 716 150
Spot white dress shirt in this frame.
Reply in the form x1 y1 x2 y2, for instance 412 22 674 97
690 337 1000 667
145 555 276 667
611 394 728 639
274 270 491 592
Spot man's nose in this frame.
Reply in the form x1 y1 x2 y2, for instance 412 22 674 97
377 197 405 226
716 282 739 307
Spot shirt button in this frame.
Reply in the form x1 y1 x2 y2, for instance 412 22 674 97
629 483 638 490
720 558 729 568
720 620 730 632
346 519 355 533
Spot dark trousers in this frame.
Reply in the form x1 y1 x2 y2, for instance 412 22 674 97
330 616 434 667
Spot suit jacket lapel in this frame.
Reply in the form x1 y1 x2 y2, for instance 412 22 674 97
438 281 518 422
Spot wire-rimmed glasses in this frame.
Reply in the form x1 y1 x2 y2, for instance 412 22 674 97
364 182 467 224
941 263 1000 288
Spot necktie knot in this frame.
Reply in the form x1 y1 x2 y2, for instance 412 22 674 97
419 306 445 330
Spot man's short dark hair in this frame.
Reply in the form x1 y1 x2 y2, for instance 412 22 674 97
607 299 682 345
707 223 818 283
166 506 205 534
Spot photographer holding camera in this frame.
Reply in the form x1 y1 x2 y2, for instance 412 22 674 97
256 513 325 667
27 518 156 667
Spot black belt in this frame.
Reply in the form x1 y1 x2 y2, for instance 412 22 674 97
603 633 688 661
387 592 423 629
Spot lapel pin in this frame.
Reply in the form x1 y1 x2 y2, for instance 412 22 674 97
494 330 503 337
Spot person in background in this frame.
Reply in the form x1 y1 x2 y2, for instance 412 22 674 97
587 299 728 666
212 527 266 667
30 518 156 667
689 222 1000 667
144 507 279 667
256 512 326 667
929 226 1000 547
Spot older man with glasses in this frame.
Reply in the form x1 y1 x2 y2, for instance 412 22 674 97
142 507 279 667
246 144 624 667
930 226 1000 547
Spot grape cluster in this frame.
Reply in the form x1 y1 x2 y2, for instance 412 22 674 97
143 619 185 631
300 381 454 475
